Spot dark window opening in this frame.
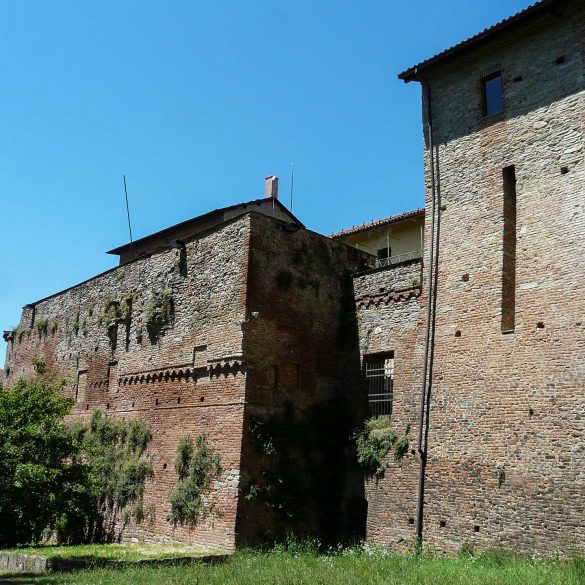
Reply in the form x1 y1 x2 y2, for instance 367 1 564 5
270 365 278 389
377 247 391 260
365 352 394 417
501 165 517 333
482 72 504 116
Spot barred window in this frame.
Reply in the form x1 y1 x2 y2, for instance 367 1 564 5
365 353 394 416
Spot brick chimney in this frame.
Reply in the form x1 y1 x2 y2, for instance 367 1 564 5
264 175 279 200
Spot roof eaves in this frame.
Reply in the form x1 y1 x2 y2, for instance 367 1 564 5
330 207 424 239
398 0 559 82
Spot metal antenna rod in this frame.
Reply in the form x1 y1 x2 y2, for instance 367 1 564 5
123 175 135 260
290 162 295 211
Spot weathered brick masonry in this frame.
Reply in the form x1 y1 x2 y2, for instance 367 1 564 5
3 211 370 551
4 0 585 557
361 0 585 556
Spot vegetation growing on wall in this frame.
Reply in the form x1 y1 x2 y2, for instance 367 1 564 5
35 317 48 336
16 326 27 343
0 373 155 546
168 434 222 527
145 288 174 343
353 416 409 479
32 357 47 375
63 411 154 543
246 395 362 545
100 296 134 350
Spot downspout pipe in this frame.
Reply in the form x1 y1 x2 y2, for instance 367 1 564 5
413 68 439 546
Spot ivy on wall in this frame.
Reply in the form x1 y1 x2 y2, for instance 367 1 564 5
167 434 222 527
353 416 409 479
61 411 154 543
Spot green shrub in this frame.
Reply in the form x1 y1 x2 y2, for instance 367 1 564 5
0 377 78 546
168 434 222 527
354 416 409 479
32 357 47 374
35 317 48 336
393 435 409 460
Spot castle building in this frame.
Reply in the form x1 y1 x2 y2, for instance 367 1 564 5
3 178 370 552
360 0 585 555
3 0 585 556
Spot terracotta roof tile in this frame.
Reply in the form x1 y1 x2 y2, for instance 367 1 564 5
330 207 424 239
398 0 559 81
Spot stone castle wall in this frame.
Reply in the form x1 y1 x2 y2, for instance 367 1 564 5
366 0 585 556
3 211 371 550
3 214 252 552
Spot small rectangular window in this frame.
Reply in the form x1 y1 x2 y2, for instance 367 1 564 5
364 353 394 417
76 370 87 401
482 72 504 116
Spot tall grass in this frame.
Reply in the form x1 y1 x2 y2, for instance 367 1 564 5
1 544 584 585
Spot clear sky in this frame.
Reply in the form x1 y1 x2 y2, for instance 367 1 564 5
0 0 532 366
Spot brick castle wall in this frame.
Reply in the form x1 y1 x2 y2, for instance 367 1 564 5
3 212 372 550
236 214 370 545
353 259 423 548
3 215 252 552
366 0 585 556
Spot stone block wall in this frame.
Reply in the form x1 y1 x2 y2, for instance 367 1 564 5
366 0 585 556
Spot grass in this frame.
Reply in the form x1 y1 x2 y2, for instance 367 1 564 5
2 542 212 561
0 544 584 585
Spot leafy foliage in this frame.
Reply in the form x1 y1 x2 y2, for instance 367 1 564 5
0 377 79 546
168 434 222 527
354 416 408 479
0 378 154 546
100 297 133 350
35 317 48 336
32 357 47 375
64 411 154 543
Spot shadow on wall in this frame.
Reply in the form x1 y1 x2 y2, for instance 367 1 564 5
235 270 367 547
238 394 367 548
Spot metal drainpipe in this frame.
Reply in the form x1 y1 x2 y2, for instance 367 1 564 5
413 69 441 546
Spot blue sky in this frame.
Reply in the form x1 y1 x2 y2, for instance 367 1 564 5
0 0 531 366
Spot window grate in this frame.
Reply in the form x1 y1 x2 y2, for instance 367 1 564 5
365 354 394 417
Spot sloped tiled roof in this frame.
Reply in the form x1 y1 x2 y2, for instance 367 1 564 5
398 0 560 82
330 207 424 239
107 197 303 256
